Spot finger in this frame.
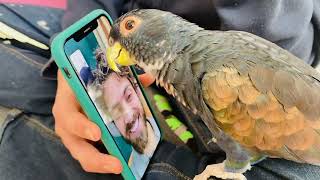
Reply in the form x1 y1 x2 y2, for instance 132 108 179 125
54 107 101 141
54 70 100 141
138 73 155 87
57 127 122 174
56 70 80 106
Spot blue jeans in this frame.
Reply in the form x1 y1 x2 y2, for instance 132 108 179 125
0 106 204 180
1 106 320 180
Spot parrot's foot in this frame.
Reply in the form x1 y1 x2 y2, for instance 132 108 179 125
194 161 251 180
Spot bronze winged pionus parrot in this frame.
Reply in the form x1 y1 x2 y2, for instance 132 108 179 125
106 9 320 180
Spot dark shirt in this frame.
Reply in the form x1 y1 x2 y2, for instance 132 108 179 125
62 0 320 67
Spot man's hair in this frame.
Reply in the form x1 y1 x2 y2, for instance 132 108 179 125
87 48 139 123
93 47 138 88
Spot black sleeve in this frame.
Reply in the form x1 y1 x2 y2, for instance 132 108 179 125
127 0 221 30
131 0 318 65
61 0 124 29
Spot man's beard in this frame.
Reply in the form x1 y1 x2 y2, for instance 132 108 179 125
125 113 148 154
130 132 148 154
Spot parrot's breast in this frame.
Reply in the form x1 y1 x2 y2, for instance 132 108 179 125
201 66 320 166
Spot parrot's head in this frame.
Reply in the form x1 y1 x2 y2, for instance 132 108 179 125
106 9 201 72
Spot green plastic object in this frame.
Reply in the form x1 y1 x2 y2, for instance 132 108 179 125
179 131 194 143
153 94 172 112
51 9 161 180
165 115 194 143
165 115 182 130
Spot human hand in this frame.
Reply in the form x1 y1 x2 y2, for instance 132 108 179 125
139 72 155 87
52 70 154 174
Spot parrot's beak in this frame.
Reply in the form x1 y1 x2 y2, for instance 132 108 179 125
106 42 136 72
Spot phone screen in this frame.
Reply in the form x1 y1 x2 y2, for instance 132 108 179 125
63 15 161 179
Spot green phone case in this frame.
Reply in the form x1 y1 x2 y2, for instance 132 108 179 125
51 9 155 180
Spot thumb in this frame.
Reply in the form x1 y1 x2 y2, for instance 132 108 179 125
138 73 155 87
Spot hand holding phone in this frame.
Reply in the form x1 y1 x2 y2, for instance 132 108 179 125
53 67 155 174
51 11 160 179
53 70 123 174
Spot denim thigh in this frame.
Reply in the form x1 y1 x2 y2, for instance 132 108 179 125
145 142 320 180
144 141 202 180
1 108 319 180
245 158 320 180
0 108 198 180
0 43 56 115
0 110 121 180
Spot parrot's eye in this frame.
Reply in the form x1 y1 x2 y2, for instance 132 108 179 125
125 20 135 30
119 16 141 37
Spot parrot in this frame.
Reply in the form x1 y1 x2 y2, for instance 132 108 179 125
105 9 320 180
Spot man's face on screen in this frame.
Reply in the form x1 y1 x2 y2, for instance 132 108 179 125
103 72 148 154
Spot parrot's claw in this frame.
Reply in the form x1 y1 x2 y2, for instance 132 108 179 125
194 161 249 180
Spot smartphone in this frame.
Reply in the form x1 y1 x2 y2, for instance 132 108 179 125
51 10 161 180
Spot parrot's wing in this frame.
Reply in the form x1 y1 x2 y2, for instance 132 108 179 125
200 31 320 165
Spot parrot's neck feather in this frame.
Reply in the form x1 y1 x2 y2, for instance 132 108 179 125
138 58 165 74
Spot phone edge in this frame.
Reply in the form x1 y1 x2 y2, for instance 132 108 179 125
51 9 136 180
